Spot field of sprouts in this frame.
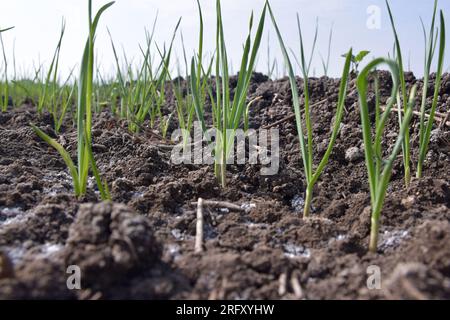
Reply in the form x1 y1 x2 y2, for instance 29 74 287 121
0 0 449 300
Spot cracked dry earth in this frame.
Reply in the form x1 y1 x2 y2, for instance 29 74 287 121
0 71 449 299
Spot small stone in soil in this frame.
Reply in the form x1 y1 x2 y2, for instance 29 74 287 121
379 230 409 251
171 229 184 241
345 146 363 163
291 195 305 213
283 243 311 259
401 196 416 209
165 244 182 261
241 203 256 213
0 207 24 225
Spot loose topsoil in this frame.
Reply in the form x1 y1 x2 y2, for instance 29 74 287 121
0 71 449 300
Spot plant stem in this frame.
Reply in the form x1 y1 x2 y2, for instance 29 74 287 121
404 164 411 187
303 186 313 218
221 162 226 188
416 162 423 179
369 214 380 253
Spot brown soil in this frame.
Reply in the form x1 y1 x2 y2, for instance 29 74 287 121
0 71 449 300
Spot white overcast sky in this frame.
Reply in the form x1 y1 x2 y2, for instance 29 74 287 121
0 0 449 79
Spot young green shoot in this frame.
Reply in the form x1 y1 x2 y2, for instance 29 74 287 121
191 0 267 187
37 19 65 119
108 16 180 134
342 50 370 74
170 29 198 150
268 3 352 218
417 4 446 178
173 0 216 151
320 24 333 77
356 58 416 253
386 0 412 187
32 0 113 200
55 66 76 132
267 32 277 79
0 26 14 112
